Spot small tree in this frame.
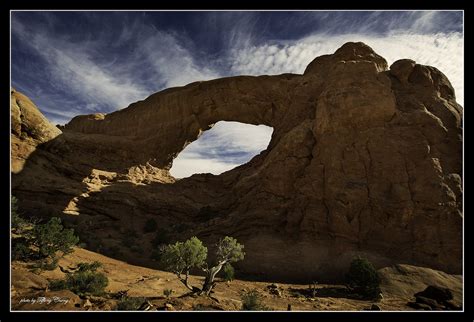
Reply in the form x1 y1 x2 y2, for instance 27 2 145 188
160 236 245 296
11 197 79 269
345 256 381 299
201 236 244 294
33 217 79 259
160 237 207 291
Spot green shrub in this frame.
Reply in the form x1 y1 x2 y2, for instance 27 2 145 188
116 296 146 311
221 263 235 282
48 261 108 297
76 261 102 272
11 196 26 232
143 218 158 233
12 238 33 260
49 279 68 291
240 289 269 311
345 257 381 299
36 257 59 271
33 217 79 258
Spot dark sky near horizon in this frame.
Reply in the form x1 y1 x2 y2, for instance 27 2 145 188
11 11 463 177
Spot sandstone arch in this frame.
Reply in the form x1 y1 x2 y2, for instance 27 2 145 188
12 42 462 281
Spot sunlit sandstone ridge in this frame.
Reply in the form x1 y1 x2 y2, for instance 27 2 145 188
11 42 462 281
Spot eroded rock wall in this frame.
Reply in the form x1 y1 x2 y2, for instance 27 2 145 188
11 42 462 281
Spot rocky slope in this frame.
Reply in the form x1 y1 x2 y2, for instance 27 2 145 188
11 42 463 281
11 247 462 311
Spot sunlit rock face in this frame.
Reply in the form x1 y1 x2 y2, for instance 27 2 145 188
11 42 462 281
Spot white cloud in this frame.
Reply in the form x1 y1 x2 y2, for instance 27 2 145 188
170 157 240 178
11 16 222 122
230 32 464 106
170 121 273 178
140 29 221 89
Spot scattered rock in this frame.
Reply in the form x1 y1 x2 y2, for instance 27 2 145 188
444 300 462 311
415 296 444 310
83 299 92 309
407 302 432 311
165 303 175 311
414 285 453 303
363 304 381 311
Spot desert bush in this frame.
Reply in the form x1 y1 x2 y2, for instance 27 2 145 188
221 263 235 282
49 279 68 290
143 218 158 233
240 289 269 311
76 261 102 272
345 257 381 299
34 257 59 271
49 261 108 296
116 296 146 311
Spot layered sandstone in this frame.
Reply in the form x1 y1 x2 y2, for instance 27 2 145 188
11 42 463 281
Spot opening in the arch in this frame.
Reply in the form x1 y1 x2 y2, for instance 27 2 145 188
170 121 273 179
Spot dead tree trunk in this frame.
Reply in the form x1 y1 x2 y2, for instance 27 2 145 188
201 263 225 295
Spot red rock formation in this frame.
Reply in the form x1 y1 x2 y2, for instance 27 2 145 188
11 42 462 281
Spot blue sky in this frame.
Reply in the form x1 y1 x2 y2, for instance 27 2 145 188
11 11 463 177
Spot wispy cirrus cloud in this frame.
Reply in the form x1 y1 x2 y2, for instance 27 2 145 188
11 12 222 125
230 31 464 105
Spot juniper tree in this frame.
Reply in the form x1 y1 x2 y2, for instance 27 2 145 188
160 236 245 295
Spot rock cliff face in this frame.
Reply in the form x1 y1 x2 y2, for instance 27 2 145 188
11 42 463 281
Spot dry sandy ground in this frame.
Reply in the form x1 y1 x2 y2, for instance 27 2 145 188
11 247 462 311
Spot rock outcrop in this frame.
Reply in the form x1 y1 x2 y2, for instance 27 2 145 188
11 42 463 281
11 88 61 173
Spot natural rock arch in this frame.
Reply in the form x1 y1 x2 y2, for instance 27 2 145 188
12 42 462 281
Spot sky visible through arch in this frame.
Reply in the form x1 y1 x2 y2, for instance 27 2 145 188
11 11 463 176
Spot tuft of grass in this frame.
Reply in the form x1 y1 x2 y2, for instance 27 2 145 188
240 289 270 311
